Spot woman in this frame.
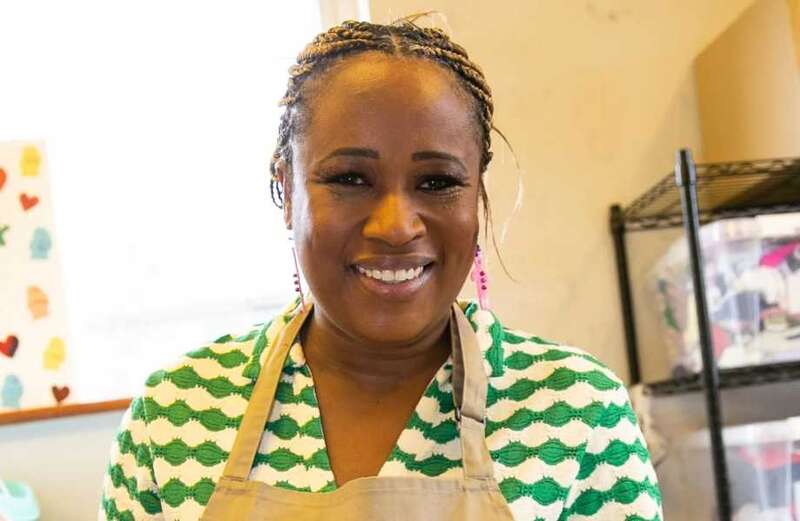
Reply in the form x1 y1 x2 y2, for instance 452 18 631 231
100 19 662 520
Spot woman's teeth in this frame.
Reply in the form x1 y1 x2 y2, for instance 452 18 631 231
357 265 424 283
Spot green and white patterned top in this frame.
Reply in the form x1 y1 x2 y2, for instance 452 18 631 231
100 298 662 520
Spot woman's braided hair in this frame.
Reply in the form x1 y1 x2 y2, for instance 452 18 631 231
268 18 496 212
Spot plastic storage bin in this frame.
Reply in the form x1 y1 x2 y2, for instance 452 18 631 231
651 213 800 375
676 418 800 521
652 218 762 375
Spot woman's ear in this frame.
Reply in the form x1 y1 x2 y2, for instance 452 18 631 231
275 158 292 230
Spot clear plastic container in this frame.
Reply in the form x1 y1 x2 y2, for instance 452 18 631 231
677 418 799 520
651 217 763 375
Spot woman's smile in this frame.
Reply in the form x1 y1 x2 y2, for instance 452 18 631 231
351 257 435 300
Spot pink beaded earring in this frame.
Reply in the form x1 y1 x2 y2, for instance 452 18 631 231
470 245 490 310
289 236 306 308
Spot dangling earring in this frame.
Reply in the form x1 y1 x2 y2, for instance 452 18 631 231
471 245 490 311
288 235 306 308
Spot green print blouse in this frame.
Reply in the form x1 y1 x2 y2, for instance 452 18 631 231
100 299 663 520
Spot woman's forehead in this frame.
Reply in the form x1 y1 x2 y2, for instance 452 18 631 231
320 52 460 96
298 53 479 164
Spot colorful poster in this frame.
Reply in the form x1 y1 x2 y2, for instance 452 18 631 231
0 141 72 410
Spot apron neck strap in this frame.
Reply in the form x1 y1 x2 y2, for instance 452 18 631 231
449 303 493 479
450 304 487 425
221 300 314 480
222 300 493 481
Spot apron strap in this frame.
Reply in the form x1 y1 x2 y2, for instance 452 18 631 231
222 299 494 482
221 299 314 480
450 304 494 480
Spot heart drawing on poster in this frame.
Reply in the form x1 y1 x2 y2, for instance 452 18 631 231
0 335 19 357
52 385 70 404
0 167 6 190
20 193 40 211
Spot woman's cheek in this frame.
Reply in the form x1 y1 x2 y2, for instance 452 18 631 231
451 214 480 271
302 210 350 275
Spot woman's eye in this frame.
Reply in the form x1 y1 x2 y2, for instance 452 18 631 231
419 175 463 192
328 172 367 186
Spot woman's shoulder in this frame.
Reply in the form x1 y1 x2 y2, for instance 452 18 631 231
137 300 305 415
464 302 630 435
461 300 625 392
147 324 263 385
472 307 659 520
499 325 624 388
476 305 636 449
134 322 267 425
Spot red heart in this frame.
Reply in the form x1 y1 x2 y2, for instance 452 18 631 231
52 385 70 404
0 335 18 357
20 193 39 211
0 168 6 190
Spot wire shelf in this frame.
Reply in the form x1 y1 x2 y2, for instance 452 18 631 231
646 360 800 396
622 157 800 231
611 151 800 521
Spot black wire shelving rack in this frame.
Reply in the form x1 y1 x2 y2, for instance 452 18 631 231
609 149 800 521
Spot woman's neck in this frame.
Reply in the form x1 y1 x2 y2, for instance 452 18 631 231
301 307 451 393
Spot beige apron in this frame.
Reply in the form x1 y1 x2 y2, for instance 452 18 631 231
200 301 515 520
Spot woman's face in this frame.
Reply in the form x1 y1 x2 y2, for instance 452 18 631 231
283 52 482 345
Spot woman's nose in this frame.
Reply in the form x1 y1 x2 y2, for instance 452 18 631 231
362 192 426 246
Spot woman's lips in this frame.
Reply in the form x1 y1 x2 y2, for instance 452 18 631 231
352 263 433 300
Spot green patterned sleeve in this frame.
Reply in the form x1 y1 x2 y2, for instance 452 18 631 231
561 385 663 520
99 397 166 520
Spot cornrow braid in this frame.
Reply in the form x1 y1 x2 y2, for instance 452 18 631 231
268 18 496 209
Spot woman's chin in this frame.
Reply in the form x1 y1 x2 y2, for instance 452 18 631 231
352 321 440 347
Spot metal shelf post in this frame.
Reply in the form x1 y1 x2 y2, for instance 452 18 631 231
610 204 641 384
675 148 732 521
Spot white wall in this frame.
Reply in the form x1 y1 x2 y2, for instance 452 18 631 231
1 410 125 520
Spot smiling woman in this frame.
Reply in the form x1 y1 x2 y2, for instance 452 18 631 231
100 19 663 521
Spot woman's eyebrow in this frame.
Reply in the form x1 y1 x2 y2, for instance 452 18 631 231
321 147 380 161
412 150 466 171
319 148 466 171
